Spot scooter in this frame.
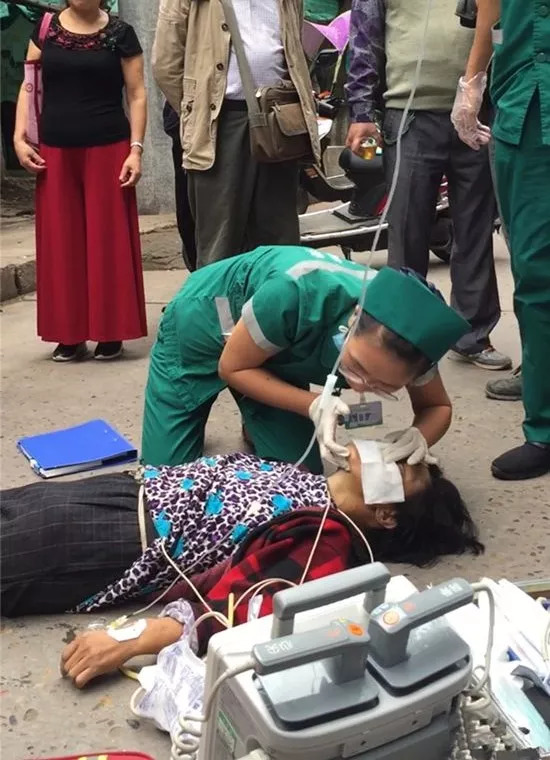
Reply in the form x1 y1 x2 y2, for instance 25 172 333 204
299 144 453 262
298 13 453 262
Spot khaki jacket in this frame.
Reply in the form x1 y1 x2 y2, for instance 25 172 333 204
152 0 320 170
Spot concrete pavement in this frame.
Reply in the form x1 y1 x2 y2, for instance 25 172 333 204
1 235 548 759
0 213 183 303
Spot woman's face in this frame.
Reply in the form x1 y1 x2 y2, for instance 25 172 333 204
347 443 431 501
340 329 417 397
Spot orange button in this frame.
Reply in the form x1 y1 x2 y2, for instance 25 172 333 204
347 623 364 636
382 610 400 626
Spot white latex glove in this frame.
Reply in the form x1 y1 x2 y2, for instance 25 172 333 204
451 72 492 151
308 395 351 469
382 427 438 466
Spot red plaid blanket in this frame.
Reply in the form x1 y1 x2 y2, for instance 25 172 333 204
163 509 371 654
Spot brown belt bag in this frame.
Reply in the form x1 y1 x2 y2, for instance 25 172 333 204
220 0 313 164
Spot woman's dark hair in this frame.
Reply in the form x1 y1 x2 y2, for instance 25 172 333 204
367 464 485 567
355 311 433 379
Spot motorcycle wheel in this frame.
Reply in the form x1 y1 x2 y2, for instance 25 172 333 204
429 215 453 263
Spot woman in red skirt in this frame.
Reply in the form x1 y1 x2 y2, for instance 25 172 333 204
13 0 147 361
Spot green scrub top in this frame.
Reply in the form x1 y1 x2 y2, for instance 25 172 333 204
161 246 379 411
491 0 550 145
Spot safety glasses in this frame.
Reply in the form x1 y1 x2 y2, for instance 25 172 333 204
339 366 400 401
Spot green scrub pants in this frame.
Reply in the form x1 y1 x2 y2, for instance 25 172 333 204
493 95 550 444
141 347 323 474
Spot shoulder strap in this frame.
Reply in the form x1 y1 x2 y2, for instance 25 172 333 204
38 12 55 45
218 0 266 126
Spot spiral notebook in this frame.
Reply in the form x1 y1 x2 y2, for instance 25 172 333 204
17 419 138 479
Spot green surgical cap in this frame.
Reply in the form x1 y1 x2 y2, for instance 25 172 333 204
363 268 470 363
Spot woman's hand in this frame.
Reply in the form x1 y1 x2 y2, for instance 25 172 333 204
59 617 183 688
60 629 135 688
14 138 46 174
119 150 142 188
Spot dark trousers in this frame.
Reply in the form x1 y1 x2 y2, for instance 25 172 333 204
187 103 300 268
383 109 501 354
169 128 197 272
0 474 144 616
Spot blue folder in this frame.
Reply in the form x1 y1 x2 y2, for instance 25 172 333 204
17 419 138 478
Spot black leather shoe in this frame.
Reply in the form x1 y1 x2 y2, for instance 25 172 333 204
491 442 550 480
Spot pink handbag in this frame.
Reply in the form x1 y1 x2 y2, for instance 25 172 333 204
23 12 54 146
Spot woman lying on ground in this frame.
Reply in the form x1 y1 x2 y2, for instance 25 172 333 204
56 441 484 688
1 443 483 620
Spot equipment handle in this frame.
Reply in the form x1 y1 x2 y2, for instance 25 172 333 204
254 620 370 683
368 578 474 668
271 563 390 638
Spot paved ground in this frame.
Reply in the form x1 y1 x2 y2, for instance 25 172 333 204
0 213 184 303
1 234 548 759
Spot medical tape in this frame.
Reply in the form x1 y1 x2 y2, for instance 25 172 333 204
353 439 405 505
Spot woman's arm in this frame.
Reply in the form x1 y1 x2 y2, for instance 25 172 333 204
61 617 183 688
406 372 452 446
464 0 501 78
120 53 147 187
218 320 318 417
13 40 46 174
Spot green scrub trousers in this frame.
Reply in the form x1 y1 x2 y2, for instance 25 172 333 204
143 359 323 473
493 95 550 444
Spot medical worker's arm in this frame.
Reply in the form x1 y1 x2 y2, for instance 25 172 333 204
219 277 324 416
406 372 452 447
452 0 500 148
464 0 500 78
61 618 183 688
219 320 318 417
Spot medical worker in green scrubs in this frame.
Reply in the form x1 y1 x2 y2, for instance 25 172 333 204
142 246 469 474
452 0 550 480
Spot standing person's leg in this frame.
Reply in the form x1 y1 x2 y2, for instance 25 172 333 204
491 96 550 479
0 474 144 616
171 129 197 271
83 140 147 355
187 105 258 268
445 127 510 368
35 145 89 358
383 110 447 275
485 137 523 399
235 393 323 474
250 161 300 248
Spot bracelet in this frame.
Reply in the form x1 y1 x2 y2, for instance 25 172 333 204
130 141 144 152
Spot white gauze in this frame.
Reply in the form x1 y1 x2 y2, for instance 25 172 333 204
353 439 405 504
